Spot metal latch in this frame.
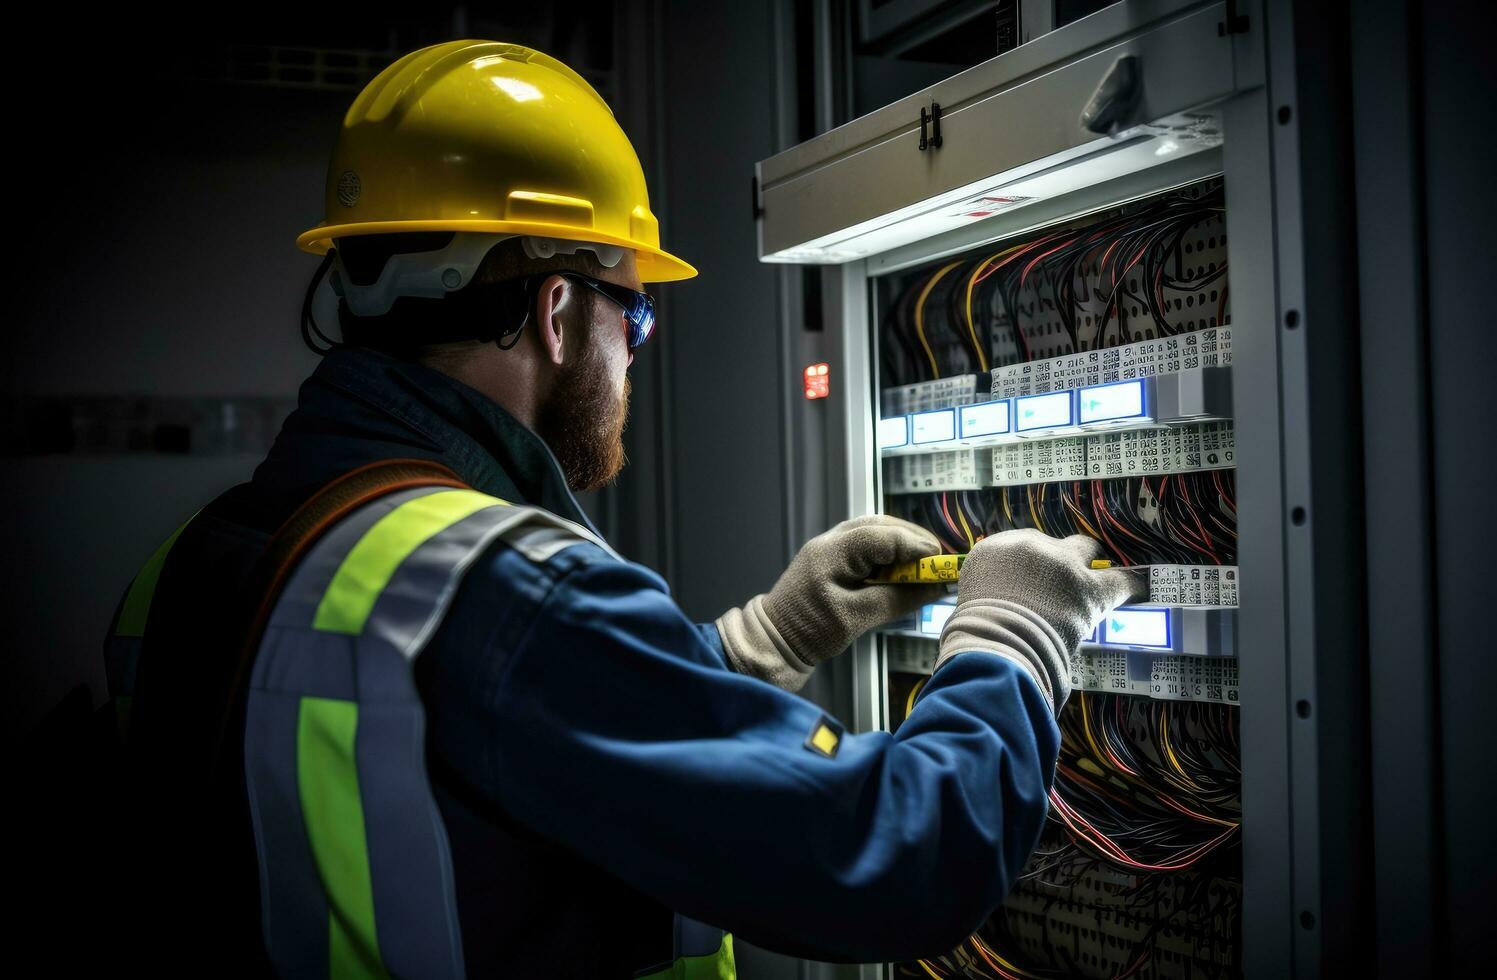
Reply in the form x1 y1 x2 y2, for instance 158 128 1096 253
919 102 943 151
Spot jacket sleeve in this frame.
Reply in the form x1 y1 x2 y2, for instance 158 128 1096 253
431 545 1059 963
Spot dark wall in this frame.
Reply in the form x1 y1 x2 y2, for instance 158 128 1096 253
651 0 791 620
5 45 336 740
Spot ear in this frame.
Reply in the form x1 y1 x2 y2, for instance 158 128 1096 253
532 274 573 367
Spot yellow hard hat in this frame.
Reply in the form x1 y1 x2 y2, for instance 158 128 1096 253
296 40 696 284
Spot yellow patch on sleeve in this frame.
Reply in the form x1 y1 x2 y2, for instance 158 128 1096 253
804 714 845 758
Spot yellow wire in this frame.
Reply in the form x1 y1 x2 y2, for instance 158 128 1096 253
914 261 964 380
916 960 944 980
904 676 929 722
1027 485 1045 532
970 934 1047 980
1001 487 1014 527
964 243 1027 373
1158 706 1204 791
954 499 976 548
1062 489 1102 539
1078 692 1111 768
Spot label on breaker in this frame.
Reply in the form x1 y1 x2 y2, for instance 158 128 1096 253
1054 350 1102 392
989 326 1228 401
882 375 980 416
1198 419 1236 469
1085 420 1235 478
1121 338 1163 382
1196 326 1233 368
990 361 1032 399
992 437 1087 486
1072 650 1135 696
1148 654 1240 704
1073 649 1240 704
884 449 990 494
1148 565 1240 607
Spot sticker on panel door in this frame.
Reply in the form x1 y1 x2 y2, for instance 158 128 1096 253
949 195 1035 218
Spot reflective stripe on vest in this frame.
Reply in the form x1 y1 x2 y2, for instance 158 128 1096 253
243 485 734 979
104 514 196 739
636 921 736 980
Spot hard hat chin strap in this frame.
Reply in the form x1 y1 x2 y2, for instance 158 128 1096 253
331 233 626 318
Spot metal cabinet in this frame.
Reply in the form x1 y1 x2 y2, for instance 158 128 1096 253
754 1 1374 976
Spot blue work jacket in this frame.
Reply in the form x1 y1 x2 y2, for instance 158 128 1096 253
112 346 1059 977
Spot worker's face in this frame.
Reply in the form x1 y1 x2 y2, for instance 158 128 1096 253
533 255 641 492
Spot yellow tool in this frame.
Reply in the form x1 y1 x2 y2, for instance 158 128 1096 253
870 554 964 583
872 555 1114 582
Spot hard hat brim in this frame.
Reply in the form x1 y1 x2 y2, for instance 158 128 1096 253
297 220 697 283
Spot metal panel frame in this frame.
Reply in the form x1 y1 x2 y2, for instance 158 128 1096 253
1219 83 1296 979
757 0 1232 258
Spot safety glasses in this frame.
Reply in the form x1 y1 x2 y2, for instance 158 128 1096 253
555 272 657 350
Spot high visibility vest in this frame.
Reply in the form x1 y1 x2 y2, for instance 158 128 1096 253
112 483 736 979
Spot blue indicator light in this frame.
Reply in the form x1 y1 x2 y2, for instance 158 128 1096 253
877 416 909 449
1079 380 1148 424
919 602 956 635
911 408 957 445
1100 607 1172 649
1014 391 1076 432
960 400 1012 438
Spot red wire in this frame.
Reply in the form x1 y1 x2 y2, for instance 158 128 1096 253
938 493 964 548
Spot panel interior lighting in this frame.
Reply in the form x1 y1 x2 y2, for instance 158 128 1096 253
911 408 957 445
761 126 1222 264
1100 607 1172 650
960 400 1013 438
877 416 909 449
1014 391 1076 433
1079 379 1149 425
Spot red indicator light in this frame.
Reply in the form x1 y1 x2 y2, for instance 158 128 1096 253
803 362 830 400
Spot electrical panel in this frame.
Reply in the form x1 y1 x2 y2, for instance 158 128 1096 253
869 177 1242 979
755 3 1336 976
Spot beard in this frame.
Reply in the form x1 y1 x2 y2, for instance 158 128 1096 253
534 329 630 493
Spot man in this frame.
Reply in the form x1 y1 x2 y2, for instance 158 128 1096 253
106 40 1142 977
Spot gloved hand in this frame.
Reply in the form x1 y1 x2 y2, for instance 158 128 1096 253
716 515 949 691
935 530 1147 714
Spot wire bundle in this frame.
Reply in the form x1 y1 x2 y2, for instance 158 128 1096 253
881 184 1228 385
892 472 1237 566
901 695 1241 980
1049 694 1240 873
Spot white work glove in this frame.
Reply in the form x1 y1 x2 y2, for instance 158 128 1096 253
935 530 1147 714
716 516 948 691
